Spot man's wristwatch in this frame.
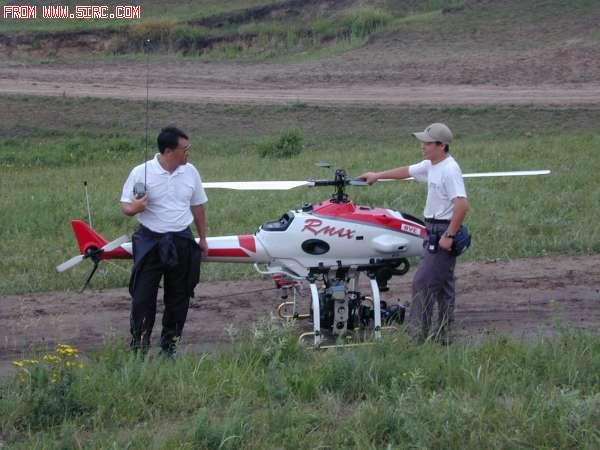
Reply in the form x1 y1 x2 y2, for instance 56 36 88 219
443 231 455 239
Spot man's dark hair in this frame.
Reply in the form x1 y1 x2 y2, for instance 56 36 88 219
436 141 450 153
157 126 188 154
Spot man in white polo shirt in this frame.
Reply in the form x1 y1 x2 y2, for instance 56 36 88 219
360 123 469 344
121 126 208 356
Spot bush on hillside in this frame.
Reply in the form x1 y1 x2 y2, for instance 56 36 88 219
257 128 304 159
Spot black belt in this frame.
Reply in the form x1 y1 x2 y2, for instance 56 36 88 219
424 218 451 224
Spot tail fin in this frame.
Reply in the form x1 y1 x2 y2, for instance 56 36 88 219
71 220 108 254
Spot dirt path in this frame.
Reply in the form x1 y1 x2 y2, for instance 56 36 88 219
2 78 600 106
1 61 600 106
2 254 599 376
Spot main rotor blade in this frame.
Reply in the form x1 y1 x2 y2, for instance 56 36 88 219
56 254 85 272
205 170 551 191
462 170 551 178
203 181 315 190
101 235 129 252
379 169 551 182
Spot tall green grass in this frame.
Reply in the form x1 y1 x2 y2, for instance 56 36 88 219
2 326 600 448
148 6 396 60
1 2 441 61
1 97 600 294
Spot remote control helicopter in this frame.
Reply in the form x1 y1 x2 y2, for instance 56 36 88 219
57 166 550 347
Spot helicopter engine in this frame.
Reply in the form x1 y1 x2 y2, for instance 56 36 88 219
309 267 406 341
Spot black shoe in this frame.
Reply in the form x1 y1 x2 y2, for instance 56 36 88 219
159 332 180 359
130 333 151 355
159 345 176 359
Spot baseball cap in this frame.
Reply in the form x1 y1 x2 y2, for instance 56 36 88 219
413 123 453 145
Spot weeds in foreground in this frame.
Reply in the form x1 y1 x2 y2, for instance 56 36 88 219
2 326 600 448
11 344 87 430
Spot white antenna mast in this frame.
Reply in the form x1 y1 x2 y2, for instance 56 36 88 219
83 180 93 227
133 38 151 199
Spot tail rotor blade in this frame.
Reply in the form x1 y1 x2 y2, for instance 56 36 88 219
102 235 129 252
56 254 85 272
57 234 128 273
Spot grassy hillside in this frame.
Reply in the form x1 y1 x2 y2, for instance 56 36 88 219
1 0 597 78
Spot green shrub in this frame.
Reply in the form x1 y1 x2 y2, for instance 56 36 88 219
257 128 304 159
341 8 394 40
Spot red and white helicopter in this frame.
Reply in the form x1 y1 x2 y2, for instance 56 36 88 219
57 167 550 347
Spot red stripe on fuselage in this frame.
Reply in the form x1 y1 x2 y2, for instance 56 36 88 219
311 200 426 237
207 248 249 258
238 235 256 253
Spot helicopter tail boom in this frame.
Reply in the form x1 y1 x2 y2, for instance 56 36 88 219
69 220 271 264
205 235 271 263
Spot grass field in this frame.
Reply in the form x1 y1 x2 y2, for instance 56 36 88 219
1 94 599 295
2 326 600 448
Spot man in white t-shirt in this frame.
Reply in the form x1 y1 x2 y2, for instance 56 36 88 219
120 126 208 356
360 123 469 344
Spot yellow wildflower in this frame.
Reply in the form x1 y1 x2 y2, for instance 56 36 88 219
12 361 24 368
43 354 61 363
65 360 85 369
57 344 78 357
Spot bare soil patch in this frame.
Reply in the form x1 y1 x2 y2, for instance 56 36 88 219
1 63 600 106
2 254 599 376
1 40 600 106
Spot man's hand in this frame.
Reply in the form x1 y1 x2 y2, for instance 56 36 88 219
132 195 148 214
359 172 379 185
439 235 454 251
120 195 148 216
198 237 209 257
359 167 410 184
441 197 469 252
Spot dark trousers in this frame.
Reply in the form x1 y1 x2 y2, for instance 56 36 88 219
130 237 193 352
407 223 457 344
